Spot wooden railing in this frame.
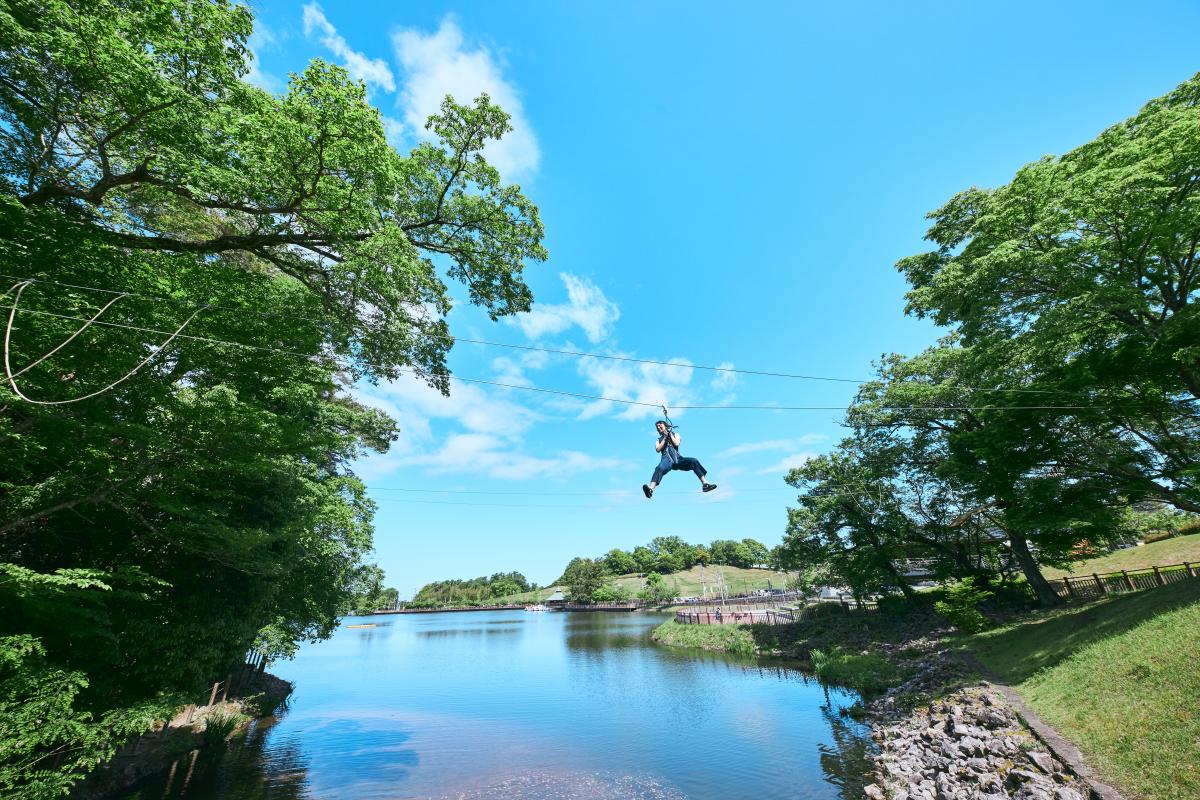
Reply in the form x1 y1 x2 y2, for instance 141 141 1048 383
1048 561 1199 600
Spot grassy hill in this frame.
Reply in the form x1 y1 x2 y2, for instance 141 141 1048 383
1041 532 1200 579
491 565 791 605
611 564 790 598
965 579 1200 800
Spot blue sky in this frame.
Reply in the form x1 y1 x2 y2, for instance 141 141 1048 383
246 0 1200 597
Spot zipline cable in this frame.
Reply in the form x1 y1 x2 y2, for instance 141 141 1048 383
0 301 1165 413
3 284 207 406
0 273 1077 394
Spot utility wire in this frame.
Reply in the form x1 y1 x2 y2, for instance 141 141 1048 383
0 301 1156 413
0 273 1075 394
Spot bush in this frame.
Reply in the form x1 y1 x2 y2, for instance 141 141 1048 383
809 646 901 694
202 705 248 746
1143 531 1175 544
934 578 993 633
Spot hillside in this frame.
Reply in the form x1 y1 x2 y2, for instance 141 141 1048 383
493 565 791 604
1041 533 1200 579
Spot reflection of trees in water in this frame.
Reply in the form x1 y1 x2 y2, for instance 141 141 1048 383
562 614 653 652
815 686 876 800
124 716 420 800
122 717 310 800
415 626 521 638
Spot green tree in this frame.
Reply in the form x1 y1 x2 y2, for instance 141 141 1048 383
897 74 1200 516
0 1 545 792
739 539 771 567
631 546 656 573
560 558 609 602
602 548 637 575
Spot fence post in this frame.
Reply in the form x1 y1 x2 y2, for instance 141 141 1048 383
1062 577 1075 598
1152 566 1167 587
207 681 219 707
1121 570 1136 592
220 673 232 702
1093 573 1106 594
1186 562 1197 579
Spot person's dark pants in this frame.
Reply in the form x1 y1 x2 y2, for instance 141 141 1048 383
650 456 706 486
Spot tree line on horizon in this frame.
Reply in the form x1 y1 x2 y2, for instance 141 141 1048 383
0 1 544 795
409 572 537 608
775 74 1200 607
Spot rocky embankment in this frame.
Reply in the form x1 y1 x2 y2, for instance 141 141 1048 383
863 658 1094 800
70 672 292 799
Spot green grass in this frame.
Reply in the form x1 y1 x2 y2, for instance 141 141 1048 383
651 620 757 656
612 565 791 598
809 647 901 694
964 579 1200 800
1041 532 1200 579
492 565 791 605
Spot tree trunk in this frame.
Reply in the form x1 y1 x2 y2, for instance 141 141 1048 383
1007 529 1060 606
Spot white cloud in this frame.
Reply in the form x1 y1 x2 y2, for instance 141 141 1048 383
758 452 819 476
718 434 828 460
352 373 626 481
245 24 283 93
711 362 738 391
381 116 407 148
409 433 623 479
303 3 396 93
490 349 550 386
576 355 695 421
392 18 539 178
513 273 620 343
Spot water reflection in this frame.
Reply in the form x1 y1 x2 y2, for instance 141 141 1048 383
119 611 874 800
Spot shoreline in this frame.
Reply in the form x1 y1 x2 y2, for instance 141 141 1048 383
651 613 1117 800
70 672 293 800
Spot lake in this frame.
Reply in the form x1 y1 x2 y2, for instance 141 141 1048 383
123 610 873 800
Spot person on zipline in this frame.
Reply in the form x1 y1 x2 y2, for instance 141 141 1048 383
643 420 716 498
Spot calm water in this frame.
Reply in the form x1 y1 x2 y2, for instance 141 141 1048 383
124 611 873 800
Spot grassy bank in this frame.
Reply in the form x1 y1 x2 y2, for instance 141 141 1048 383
1041 532 1200 578
964 579 1200 800
653 602 939 693
651 620 757 656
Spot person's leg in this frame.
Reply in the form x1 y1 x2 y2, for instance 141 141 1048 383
675 457 717 491
644 458 672 497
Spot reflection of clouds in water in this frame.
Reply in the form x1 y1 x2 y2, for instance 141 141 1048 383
434 770 687 800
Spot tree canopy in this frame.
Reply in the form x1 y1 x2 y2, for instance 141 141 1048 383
0 1 545 794
778 73 1200 605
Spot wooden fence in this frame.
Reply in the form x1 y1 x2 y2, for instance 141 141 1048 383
1047 561 1199 601
675 597 879 626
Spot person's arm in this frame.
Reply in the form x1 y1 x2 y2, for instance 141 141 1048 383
670 432 681 447
655 435 665 452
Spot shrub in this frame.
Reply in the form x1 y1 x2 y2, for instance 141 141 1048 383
808 646 900 694
1143 531 1175 544
202 705 248 746
934 577 993 633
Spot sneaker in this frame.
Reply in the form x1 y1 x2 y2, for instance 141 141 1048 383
702 483 717 492
642 484 653 498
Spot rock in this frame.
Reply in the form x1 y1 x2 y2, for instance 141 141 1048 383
1053 788 1084 800
864 784 886 800
1026 749 1056 774
959 736 986 756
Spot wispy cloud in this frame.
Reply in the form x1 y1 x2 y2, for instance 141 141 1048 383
718 434 828 460
513 273 620 343
303 3 396 93
576 355 695 421
757 452 819 476
392 17 539 178
245 23 283 93
711 362 738 391
353 374 626 481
